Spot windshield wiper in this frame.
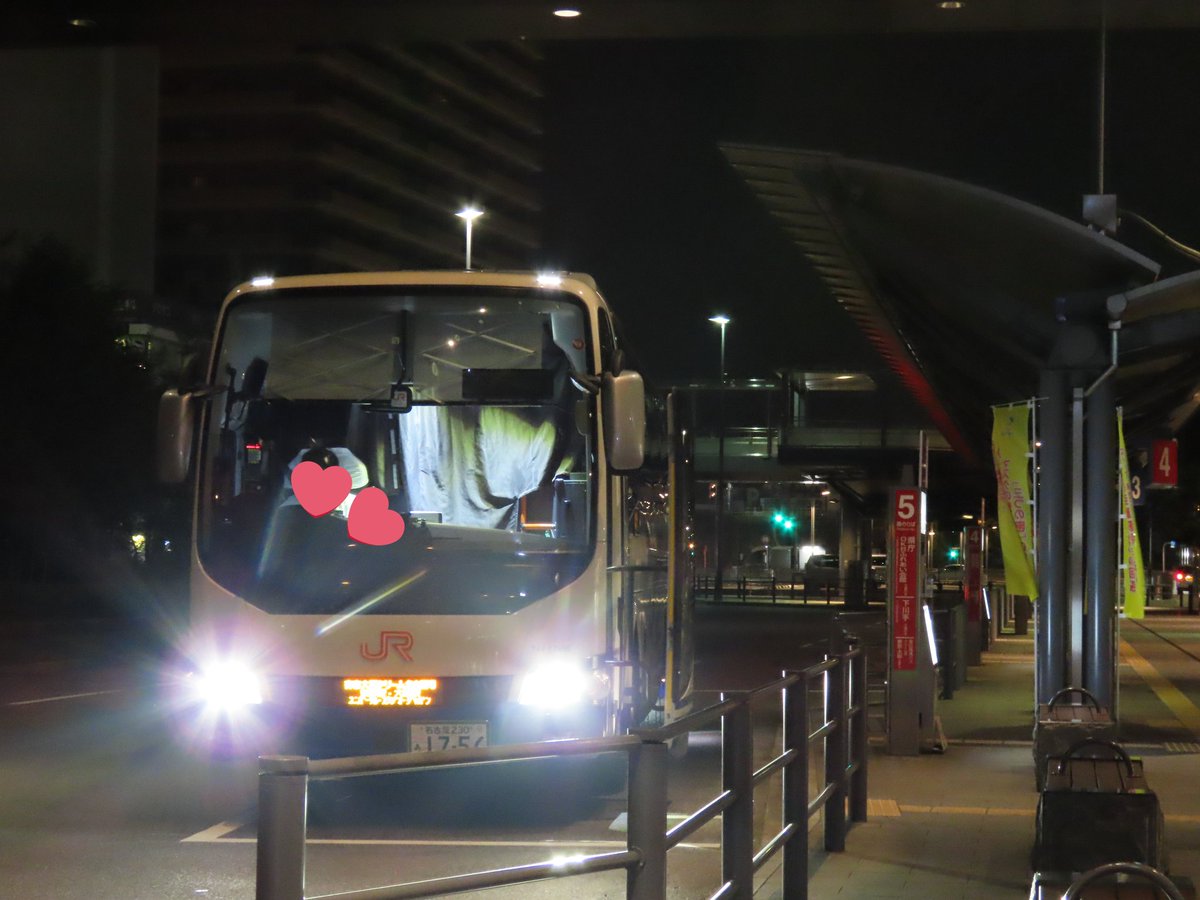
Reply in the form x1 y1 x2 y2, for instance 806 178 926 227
315 568 430 635
570 370 601 395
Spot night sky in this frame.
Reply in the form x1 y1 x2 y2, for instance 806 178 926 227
540 29 1200 383
3 22 1200 607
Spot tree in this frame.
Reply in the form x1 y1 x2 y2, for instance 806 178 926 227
0 235 165 612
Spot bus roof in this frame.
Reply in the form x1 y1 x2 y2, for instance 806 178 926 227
222 270 604 310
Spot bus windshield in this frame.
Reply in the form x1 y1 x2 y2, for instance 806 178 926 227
197 285 596 617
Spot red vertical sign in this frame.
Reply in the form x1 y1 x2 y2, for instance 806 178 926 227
1151 439 1179 487
965 526 983 623
892 489 920 671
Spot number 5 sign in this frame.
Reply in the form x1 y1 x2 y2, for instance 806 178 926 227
1151 439 1179 488
891 488 924 672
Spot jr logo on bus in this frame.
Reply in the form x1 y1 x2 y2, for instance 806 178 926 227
361 631 414 661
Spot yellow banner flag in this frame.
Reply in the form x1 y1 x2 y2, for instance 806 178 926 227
1118 411 1147 618
992 405 1038 599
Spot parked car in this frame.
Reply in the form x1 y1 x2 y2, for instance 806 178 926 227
804 554 841 588
936 563 965 586
869 553 888 585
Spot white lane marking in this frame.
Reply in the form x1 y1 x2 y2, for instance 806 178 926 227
181 821 718 850
1166 742 1200 753
7 689 121 707
182 821 243 842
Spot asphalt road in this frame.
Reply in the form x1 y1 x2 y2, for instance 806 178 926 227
0 605 841 900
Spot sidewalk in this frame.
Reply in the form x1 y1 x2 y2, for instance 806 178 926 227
797 628 1200 899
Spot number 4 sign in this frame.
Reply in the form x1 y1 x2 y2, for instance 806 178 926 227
1151 439 1179 488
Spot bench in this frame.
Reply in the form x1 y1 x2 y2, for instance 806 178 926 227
1035 687 1117 790
1031 862 1195 899
1033 739 1166 875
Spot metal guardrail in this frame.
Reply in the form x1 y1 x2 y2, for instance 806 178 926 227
255 644 868 900
694 572 876 605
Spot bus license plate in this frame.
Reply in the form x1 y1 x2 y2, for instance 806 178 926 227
410 722 488 752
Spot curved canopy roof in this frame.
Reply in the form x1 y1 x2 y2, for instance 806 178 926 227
721 144 1200 468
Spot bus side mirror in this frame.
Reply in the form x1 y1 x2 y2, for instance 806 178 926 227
157 389 195 483
602 370 645 472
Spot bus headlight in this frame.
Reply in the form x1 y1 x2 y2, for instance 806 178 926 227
516 659 603 709
190 660 265 710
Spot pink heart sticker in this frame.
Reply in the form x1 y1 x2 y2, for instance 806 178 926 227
347 487 406 546
291 461 352 517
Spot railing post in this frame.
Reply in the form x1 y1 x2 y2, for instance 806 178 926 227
823 659 848 852
627 740 668 900
722 695 754 895
256 755 309 900
782 672 810 899
848 648 868 823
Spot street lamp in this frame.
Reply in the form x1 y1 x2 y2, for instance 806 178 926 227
708 314 730 377
709 314 730 602
456 206 484 269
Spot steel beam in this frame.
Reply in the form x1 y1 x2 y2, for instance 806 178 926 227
1085 373 1116 710
1037 369 1069 704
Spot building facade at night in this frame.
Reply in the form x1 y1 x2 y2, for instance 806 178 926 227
1 39 546 316
156 42 545 305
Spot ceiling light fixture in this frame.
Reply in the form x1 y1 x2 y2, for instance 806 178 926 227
554 8 582 17
938 1 964 8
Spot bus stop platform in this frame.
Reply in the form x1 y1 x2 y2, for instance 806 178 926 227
794 615 1200 899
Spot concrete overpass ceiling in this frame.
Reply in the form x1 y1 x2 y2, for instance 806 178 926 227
8 2 1200 47
719 145 1200 474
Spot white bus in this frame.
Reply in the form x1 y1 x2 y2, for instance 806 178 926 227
158 270 694 759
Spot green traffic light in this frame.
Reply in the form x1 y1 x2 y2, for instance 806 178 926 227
782 519 795 531
772 512 784 524
948 547 960 561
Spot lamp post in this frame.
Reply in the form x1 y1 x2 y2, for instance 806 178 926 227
810 497 817 553
456 206 483 269
709 314 730 602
